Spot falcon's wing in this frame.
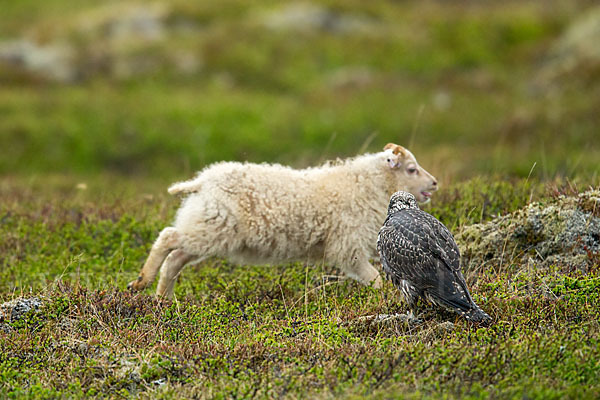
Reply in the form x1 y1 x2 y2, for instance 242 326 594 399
410 210 461 271
377 219 425 289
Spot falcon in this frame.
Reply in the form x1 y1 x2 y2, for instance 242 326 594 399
377 191 491 323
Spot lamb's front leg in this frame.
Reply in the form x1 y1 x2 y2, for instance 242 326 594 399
345 258 382 288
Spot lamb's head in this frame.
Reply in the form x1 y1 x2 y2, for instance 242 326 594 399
383 143 438 203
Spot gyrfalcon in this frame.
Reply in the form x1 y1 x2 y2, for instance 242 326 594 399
377 191 491 323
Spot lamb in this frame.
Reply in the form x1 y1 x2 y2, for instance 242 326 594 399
127 143 438 298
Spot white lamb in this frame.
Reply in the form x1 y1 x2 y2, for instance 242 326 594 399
128 143 438 298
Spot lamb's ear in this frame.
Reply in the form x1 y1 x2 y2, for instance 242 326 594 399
384 143 406 168
383 143 396 152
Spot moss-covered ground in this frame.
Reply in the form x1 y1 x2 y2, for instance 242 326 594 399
1 179 599 399
1 0 599 398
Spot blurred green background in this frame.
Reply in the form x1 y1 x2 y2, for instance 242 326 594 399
1 0 599 186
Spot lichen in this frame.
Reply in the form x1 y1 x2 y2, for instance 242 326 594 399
456 189 600 272
0 296 43 332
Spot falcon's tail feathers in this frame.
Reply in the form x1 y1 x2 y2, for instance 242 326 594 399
429 294 492 324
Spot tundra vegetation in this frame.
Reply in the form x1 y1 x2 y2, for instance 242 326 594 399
1 0 599 398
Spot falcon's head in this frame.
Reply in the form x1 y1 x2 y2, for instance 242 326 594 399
387 191 420 214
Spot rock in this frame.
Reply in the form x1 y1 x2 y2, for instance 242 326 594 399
537 6 600 87
432 90 452 112
0 39 76 82
456 189 600 272
0 296 43 322
0 297 43 332
434 321 455 334
357 313 421 326
0 2 203 83
259 2 380 35
325 66 374 90
75 2 169 42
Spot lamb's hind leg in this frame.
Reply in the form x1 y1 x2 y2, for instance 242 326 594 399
155 249 196 298
128 227 180 292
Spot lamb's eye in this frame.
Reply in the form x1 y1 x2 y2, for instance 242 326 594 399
407 167 417 174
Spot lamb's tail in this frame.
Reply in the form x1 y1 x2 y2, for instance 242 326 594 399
168 180 201 195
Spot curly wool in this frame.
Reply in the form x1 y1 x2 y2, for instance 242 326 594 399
129 144 438 297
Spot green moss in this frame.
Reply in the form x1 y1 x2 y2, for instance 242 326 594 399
1 0 599 398
1 180 600 398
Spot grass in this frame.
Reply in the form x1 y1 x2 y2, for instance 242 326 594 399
0 0 598 181
1 178 599 398
1 0 599 398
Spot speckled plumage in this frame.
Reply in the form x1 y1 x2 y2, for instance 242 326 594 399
377 191 491 323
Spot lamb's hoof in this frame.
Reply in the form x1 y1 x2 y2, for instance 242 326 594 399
127 276 143 291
